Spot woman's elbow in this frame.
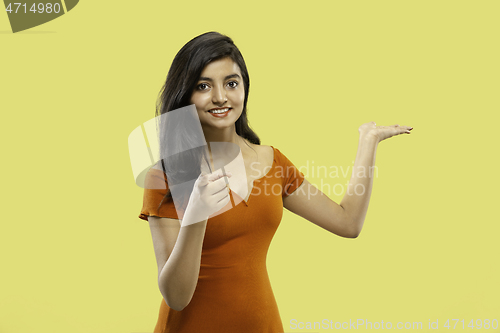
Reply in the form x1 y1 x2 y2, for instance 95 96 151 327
345 229 360 238
161 290 190 311
159 280 195 311
167 300 188 312
341 219 362 238
329 226 359 238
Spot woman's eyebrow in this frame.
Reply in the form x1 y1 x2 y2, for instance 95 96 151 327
198 74 241 81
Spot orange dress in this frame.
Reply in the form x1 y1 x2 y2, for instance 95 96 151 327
139 146 304 333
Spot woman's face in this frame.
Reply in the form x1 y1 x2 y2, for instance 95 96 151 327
190 57 245 132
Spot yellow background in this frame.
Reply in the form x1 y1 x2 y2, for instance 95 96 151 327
1 1 498 332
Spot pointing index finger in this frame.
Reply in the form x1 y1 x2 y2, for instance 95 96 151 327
208 170 228 182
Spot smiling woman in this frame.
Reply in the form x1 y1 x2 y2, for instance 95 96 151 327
191 57 245 133
137 31 413 333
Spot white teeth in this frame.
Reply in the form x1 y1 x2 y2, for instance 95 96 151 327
209 108 230 114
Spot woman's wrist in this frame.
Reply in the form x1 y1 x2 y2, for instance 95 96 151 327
359 132 380 146
181 202 209 227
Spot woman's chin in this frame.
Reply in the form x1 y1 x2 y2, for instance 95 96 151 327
201 115 240 130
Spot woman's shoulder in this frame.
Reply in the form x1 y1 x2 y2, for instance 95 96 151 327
257 144 275 155
245 142 275 160
142 162 168 190
259 145 298 167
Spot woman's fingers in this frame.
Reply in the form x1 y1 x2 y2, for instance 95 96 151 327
196 172 210 187
185 170 233 222
211 177 231 204
377 124 414 141
399 125 413 134
211 180 229 196
207 170 232 182
206 172 231 195
215 190 230 204
393 125 413 137
196 169 231 189
207 172 223 182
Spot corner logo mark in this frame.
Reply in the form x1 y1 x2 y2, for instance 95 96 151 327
4 0 79 33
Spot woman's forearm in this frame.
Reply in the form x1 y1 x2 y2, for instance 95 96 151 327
339 134 378 236
158 214 207 311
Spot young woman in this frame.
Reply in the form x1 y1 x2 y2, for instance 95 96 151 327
138 31 412 333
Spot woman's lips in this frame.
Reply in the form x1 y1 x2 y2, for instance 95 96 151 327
208 108 231 118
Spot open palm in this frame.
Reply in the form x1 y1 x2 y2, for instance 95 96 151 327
359 121 413 143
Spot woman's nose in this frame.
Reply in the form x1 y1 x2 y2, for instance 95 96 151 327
212 85 227 105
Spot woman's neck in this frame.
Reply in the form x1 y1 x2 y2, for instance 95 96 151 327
202 126 253 169
202 125 243 146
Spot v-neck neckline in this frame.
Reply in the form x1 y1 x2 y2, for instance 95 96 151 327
231 146 276 206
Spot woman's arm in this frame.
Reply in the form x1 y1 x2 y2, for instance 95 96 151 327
283 122 412 238
149 171 231 311
149 216 208 312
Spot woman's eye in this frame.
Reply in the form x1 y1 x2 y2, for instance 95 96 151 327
197 83 209 90
227 81 238 88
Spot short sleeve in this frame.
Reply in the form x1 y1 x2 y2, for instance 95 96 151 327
138 167 181 221
273 147 305 197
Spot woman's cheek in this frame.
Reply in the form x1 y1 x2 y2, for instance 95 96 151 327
193 96 208 110
231 90 245 105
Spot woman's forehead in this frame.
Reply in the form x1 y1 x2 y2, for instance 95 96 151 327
200 58 241 78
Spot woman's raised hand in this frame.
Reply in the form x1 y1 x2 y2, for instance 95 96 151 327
182 170 232 226
358 121 413 143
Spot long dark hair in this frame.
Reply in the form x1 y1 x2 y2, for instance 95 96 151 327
155 31 260 211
